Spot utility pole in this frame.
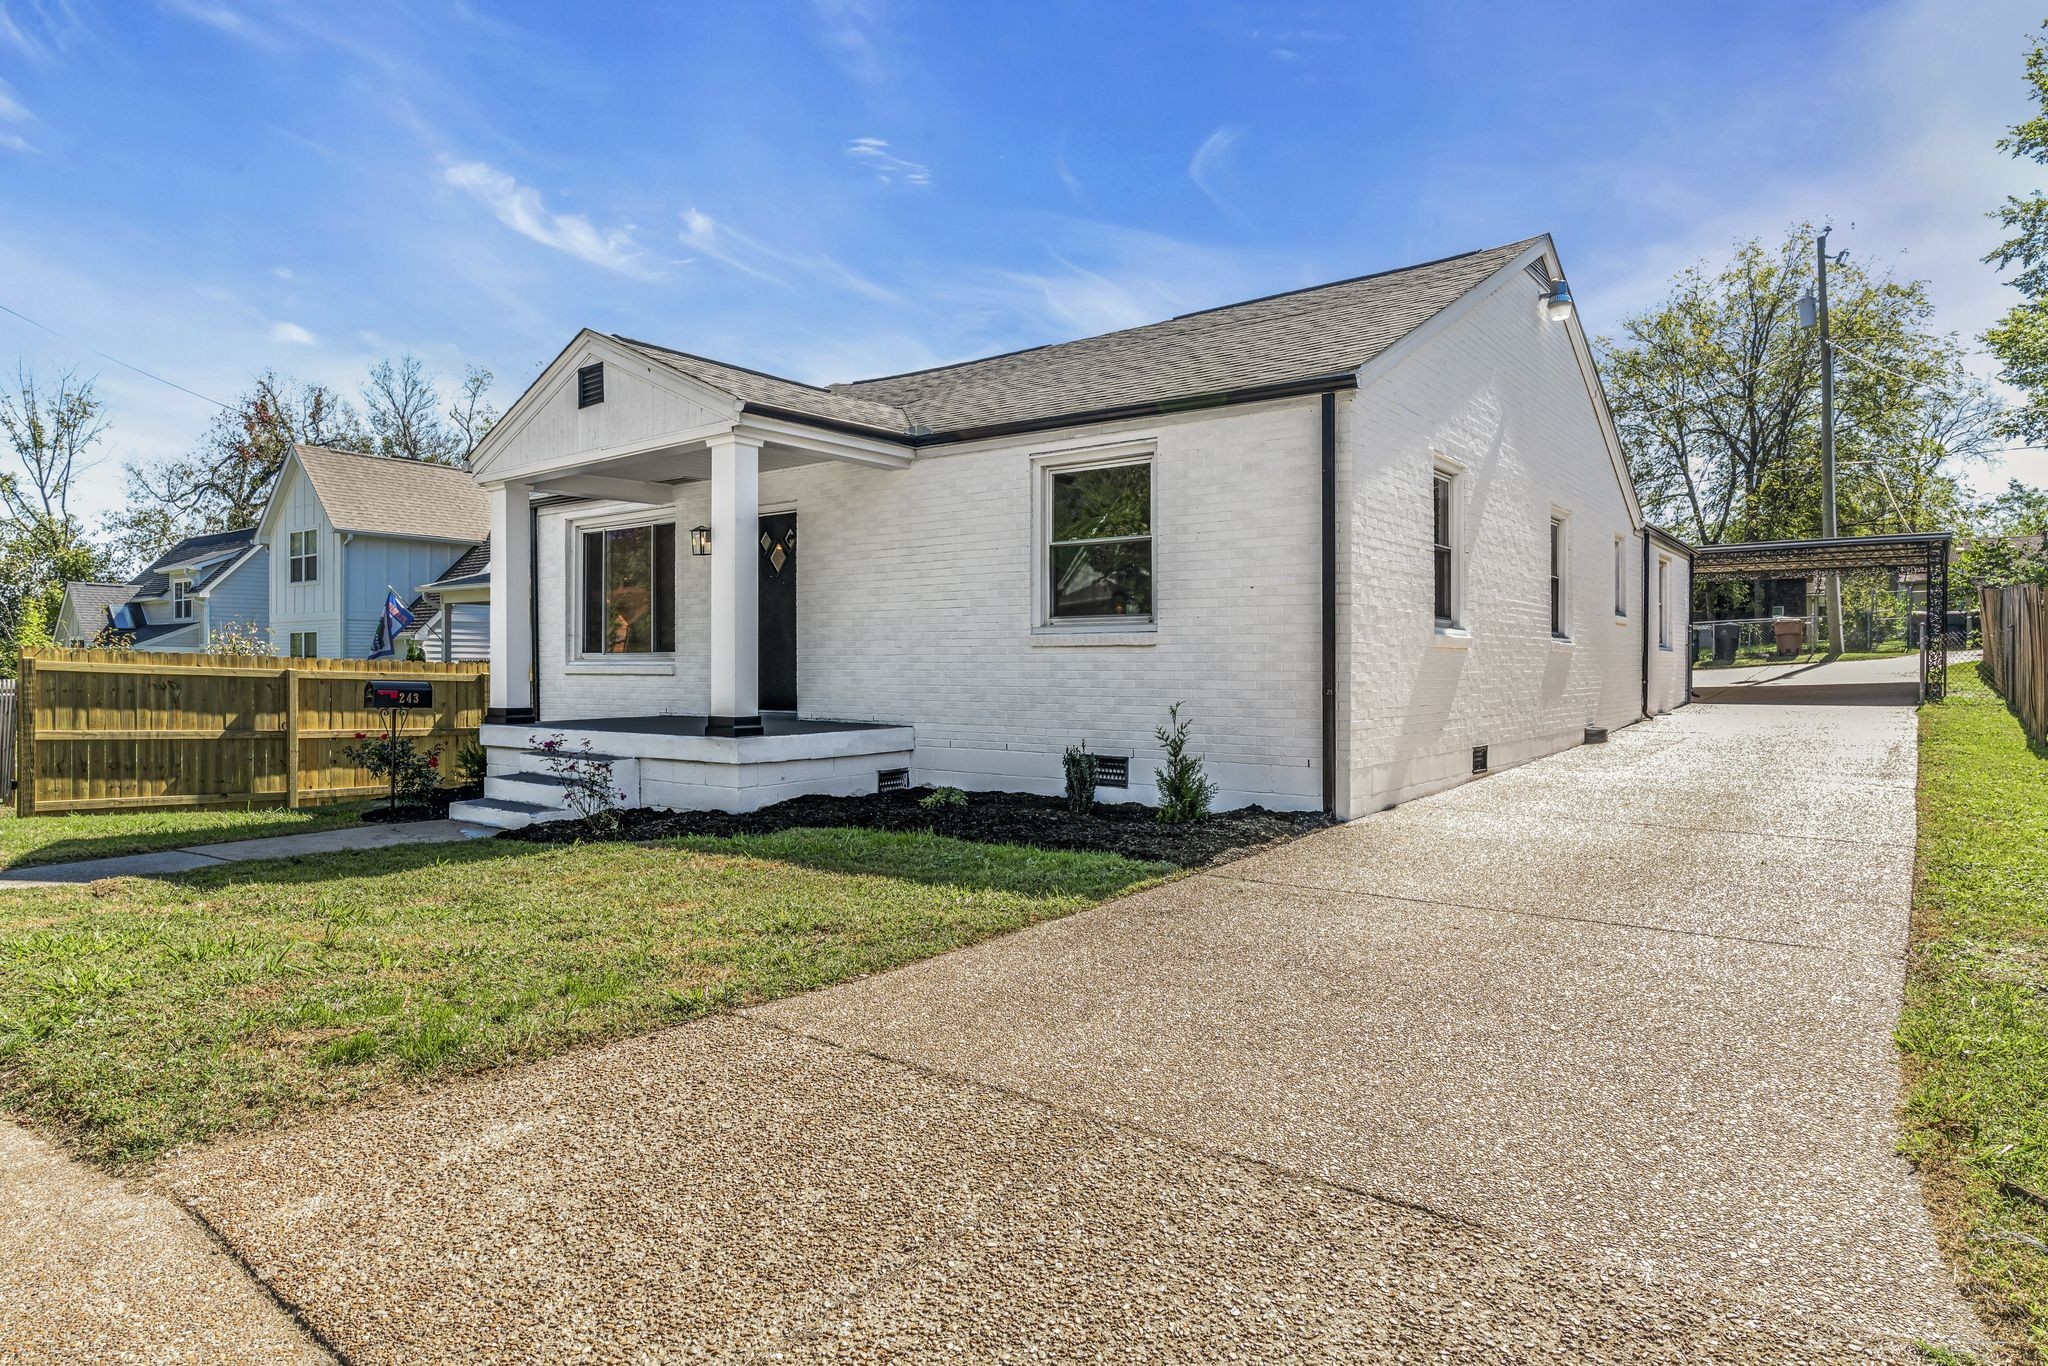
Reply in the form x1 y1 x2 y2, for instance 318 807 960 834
1817 228 1844 656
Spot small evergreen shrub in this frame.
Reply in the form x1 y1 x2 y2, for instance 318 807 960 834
1153 702 1216 824
453 739 490 785
1062 743 1099 814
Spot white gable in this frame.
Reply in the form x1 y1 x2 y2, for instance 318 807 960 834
470 331 742 484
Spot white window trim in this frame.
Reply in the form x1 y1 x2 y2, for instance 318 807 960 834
171 578 194 621
571 513 679 661
1030 441 1158 635
288 529 319 584
1432 455 1469 637
1657 557 1674 651
1614 535 1629 620
1548 510 1573 643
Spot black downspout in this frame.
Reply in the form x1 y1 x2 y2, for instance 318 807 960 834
1320 393 1338 817
1641 527 1653 718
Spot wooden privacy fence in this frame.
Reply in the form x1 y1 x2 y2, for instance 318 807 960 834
1982 584 2048 746
14 650 488 816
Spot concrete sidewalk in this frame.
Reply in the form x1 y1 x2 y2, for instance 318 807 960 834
0 819 492 886
145 699 1984 1360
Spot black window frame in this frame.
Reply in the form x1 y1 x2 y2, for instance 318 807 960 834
580 521 677 656
577 362 605 408
1044 457 1155 625
1549 516 1567 639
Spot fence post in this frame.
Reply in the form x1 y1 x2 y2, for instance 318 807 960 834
15 651 35 817
284 662 301 809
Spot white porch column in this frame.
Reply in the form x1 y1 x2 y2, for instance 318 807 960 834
487 481 534 722
705 435 762 736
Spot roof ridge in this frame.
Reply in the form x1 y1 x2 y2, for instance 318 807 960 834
839 235 1547 390
610 336 845 396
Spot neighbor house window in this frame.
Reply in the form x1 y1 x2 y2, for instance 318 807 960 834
171 579 193 620
1432 467 1462 627
1657 558 1672 650
289 530 318 583
289 631 317 657
1614 537 1628 617
1045 459 1153 622
581 522 677 655
1549 515 1569 639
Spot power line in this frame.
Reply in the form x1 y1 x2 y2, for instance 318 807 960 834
0 300 230 410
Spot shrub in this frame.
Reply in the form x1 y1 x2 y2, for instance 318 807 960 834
1153 702 1216 824
453 738 490 785
918 785 967 811
531 733 628 834
1062 743 1099 814
343 730 442 811
207 621 276 657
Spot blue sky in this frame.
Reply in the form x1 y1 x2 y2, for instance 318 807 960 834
1 0 2044 524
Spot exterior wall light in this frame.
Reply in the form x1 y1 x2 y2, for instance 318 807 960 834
690 525 712 556
1543 278 1574 322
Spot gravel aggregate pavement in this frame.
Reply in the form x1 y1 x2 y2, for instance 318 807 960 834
0 1119 327 1364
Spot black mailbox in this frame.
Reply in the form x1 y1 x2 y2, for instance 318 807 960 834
363 680 434 710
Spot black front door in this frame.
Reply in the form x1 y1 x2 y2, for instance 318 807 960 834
758 512 797 711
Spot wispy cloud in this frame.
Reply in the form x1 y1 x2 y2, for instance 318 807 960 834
679 207 896 301
0 77 31 152
158 0 275 44
443 160 652 278
1053 151 1087 205
0 0 90 62
813 0 887 83
844 136 930 187
267 321 315 345
1188 125 1247 216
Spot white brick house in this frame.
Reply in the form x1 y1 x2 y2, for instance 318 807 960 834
458 235 1692 828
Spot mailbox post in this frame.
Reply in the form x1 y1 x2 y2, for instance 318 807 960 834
363 681 434 815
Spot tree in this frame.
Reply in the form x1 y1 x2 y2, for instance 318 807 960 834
1953 479 2048 603
113 371 370 553
0 369 112 672
362 355 496 467
1984 22 2048 442
1600 226 1997 545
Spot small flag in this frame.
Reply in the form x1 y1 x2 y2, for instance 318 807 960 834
369 589 417 660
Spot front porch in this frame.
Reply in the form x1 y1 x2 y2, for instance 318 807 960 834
452 715 916 828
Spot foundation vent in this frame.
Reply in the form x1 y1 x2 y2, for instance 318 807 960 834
1095 755 1130 789
1471 745 1489 775
877 768 910 794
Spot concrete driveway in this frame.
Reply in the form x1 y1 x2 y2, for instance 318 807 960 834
152 701 1984 1361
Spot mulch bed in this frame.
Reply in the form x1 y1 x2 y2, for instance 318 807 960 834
358 784 483 825
503 787 1329 868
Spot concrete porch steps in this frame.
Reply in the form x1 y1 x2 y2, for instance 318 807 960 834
446 795 570 830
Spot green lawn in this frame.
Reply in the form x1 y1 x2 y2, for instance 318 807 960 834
0 802 374 871
0 828 1167 1167
1900 664 2048 1358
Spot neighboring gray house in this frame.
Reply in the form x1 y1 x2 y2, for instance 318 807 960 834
54 527 269 652
254 444 489 658
406 538 491 662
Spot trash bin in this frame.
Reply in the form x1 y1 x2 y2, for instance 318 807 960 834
1714 622 1739 663
1772 617 1805 656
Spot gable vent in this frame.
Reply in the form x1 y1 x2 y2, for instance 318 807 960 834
577 362 605 408
876 768 910 794
1094 755 1129 789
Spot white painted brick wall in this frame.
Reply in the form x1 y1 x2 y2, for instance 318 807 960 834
536 400 1326 811
1340 268 1670 812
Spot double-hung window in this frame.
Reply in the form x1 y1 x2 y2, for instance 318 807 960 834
1657 558 1673 650
1614 537 1628 617
1432 470 1458 627
1549 516 1569 639
581 522 676 655
289 631 317 658
171 579 193 621
289 530 318 583
1045 459 1153 623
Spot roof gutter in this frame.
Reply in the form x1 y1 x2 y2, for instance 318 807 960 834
739 371 1362 452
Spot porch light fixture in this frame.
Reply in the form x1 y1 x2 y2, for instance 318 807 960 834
1542 278 1574 322
690 525 712 556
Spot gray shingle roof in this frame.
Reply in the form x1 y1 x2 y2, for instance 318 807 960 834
130 526 257 597
63 583 133 636
295 444 489 542
615 236 1544 440
405 539 491 635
